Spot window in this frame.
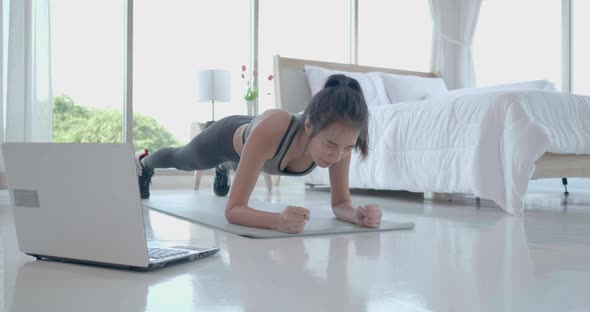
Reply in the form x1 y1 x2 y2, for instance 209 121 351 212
473 1 562 89
358 0 432 72
259 0 351 112
573 0 590 95
133 0 250 148
2 0 8 135
50 0 125 143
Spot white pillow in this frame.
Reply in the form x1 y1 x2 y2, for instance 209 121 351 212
380 72 449 104
428 80 558 98
304 65 390 106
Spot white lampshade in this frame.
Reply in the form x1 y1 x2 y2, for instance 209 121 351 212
197 69 231 102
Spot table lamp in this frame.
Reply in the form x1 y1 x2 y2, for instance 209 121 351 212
197 69 231 124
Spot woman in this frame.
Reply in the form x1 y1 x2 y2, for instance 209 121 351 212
137 74 383 234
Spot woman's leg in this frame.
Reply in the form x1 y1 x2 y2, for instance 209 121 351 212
142 117 236 171
138 115 253 198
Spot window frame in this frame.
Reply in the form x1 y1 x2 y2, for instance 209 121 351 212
119 0 579 176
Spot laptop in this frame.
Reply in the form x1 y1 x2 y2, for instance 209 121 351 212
1 142 219 271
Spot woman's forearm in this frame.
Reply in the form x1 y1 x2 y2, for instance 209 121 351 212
332 201 357 224
225 205 281 230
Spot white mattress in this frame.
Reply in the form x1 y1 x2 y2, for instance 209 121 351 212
302 90 590 215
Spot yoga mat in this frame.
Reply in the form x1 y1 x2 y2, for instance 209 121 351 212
143 192 414 239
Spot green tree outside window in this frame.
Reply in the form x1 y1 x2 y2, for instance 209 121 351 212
53 95 182 151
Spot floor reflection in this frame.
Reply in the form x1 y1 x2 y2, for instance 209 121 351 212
11 262 150 312
220 232 383 312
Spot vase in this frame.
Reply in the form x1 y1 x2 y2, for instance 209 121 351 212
246 99 256 116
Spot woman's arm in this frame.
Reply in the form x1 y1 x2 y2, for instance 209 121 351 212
329 153 382 228
225 114 284 229
329 153 357 223
225 111 310 233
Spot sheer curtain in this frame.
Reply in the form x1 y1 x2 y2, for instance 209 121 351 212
1 0 52 188
429 0 482 89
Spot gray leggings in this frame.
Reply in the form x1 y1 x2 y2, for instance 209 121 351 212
143 115 255 171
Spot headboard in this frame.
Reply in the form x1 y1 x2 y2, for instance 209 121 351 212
272 55 438 113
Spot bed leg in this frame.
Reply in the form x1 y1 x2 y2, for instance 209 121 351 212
562 178 569 196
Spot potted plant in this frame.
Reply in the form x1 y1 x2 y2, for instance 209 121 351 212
241 65 273 115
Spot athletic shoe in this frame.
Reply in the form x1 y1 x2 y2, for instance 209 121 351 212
135 149 154 199
213 165 230 196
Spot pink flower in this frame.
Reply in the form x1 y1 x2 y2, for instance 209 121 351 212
240 65 274 100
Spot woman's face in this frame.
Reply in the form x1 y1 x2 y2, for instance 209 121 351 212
305 120 359 168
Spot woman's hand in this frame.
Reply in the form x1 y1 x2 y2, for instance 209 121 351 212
354 204 382 228
276 206 310 234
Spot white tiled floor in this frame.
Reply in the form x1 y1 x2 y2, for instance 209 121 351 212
2 178 590 312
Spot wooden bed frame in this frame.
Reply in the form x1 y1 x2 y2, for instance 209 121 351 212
273 55 590 182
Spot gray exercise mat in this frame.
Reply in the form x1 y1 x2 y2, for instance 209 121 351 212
142 192 414 238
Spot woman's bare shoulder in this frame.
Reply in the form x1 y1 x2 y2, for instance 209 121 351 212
251 109 292 133
244 109 293 156
260 109 292 124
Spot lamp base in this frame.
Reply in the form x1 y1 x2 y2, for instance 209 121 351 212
211 100 215 124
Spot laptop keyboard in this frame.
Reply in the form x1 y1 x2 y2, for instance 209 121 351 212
148 247 189 260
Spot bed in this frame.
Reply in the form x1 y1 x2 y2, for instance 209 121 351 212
273 55 590 215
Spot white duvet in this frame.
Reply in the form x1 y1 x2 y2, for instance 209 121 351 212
302 90 590 215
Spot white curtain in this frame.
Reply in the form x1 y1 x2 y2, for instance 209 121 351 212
429 0 483 90
0 0 52 188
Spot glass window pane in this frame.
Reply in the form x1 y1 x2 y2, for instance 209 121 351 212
358 0 432 72
573 0 590 95
473 1 561 89
50 1 125 143
134 0 250 148
259 0 350 112
2 0 8 131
